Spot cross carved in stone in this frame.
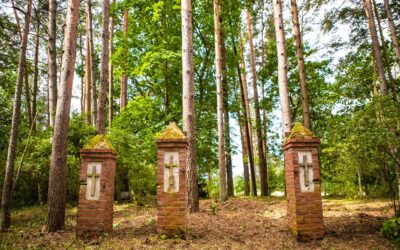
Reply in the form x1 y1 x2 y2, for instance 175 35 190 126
299 155 312 187
87 165 101 196
164 155 178 192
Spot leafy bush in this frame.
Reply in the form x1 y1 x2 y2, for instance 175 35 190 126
382 217 400 246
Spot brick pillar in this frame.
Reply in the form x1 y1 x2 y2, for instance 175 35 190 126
76 136 117 239
156 123 188 236
283 123 324 241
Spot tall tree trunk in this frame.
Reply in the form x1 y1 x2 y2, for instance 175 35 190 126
97 0 110 134
46 0 80 232
32 10 40 131
25 67 33 127
89 0 97 126
364 0 388 95
373 0 397 100
237 71 250 196
120 8 128 110
291 0 311 129
383 0 400 71
182 0 199 212
48 0 57 128
109 0 115 125
273 0 292 135
84 0 92 124
240 125 250 196
246 9 268 196
231 28 250 196
79 34 85 115
0 0 33 231
220 26 234 197
239 31 257 196
214 0 227 202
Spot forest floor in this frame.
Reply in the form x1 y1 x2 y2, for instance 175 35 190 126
0 197 395 249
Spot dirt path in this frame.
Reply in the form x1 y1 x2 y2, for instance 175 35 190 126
0 197 395 249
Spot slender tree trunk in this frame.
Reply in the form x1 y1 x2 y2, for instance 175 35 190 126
25 67 33 127
237 79 250 196
32 11 40 131
383 0 400 71
214 0 227 202
364 0 388 95
120 8 128 110
96 0 110 134
0 0 33 231
46 0 80 232
79 34 85 114
220 26 234 197
273 0 292 135
182 0 199 212
88 0 97 126
48 0 57 128
373 0 397 100
84 0 92 124
231 29 250 196
240 125 250 196
357 167 363 196
239 31 257 196
246 9 268 196
291 0 311 129
108 0 115 125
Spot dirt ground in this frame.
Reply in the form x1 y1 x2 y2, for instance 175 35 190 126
0 197 395 249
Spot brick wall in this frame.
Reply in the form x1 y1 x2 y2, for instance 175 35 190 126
76 149 117 239
156 139 188 236
283 137 324 241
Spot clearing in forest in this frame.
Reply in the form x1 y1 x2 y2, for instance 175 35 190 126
0 197 395 249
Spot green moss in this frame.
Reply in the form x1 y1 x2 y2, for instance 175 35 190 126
287 122 315 139
156 123 186 139
83 135 116 150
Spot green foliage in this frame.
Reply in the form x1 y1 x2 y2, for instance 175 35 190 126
108 96 165 202
382 217 400 246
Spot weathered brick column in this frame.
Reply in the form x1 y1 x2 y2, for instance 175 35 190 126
76 136 117 239
156 123 188 236
283 123 324 241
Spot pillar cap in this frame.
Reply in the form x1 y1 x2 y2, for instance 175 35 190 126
283 123 320 148
81 135 117 155
156 123 188 143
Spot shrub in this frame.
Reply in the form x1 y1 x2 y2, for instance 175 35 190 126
382 217 400 246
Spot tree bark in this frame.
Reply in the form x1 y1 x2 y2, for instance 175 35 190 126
220 26 234 197
239 31 257 196
48 0 57 128
246 9 268 196
46 0 80 232
97 0 110 134
88 0 97 127
231 28 250 196
273 0 292 135
25 66 33 127
109 0 115 125
373 0 397 100
32 10 40 131
0 0 33 231
182 0 199 212
120 8 128 110
364 0 388 95
214 0 227 202
291 0 311 129
84 0 92 124
237 69 250 196
383 0 400 71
